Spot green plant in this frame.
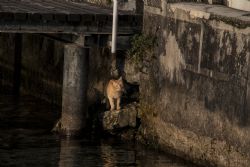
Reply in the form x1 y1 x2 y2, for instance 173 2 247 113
127 34 156 66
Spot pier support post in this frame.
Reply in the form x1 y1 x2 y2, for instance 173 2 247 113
13 33 22 96
61 44 89 137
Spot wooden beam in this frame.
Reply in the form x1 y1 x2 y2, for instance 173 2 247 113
13 33 22 96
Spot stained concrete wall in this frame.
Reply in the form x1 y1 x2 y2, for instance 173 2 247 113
138 2 250 167
224 0 250 12
145 0 223 7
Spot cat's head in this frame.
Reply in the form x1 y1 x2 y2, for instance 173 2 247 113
113 77 125 92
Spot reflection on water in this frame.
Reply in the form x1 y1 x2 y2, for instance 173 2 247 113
59 139 136 167
0 95 198 167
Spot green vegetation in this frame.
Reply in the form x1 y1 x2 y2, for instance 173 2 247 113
127 34 156 67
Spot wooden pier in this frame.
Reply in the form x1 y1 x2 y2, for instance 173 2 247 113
0 0 141 34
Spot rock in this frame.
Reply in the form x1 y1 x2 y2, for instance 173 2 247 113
124 59 140 84
51 118 61 133
100 102 139 132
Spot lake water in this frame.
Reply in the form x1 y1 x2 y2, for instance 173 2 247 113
0 95 199 167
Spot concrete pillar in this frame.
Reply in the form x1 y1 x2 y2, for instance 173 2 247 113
61 44 89 137
13 33 22 96
243 52 250 126
136 0 144 14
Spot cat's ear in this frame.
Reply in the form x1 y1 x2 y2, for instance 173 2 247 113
118 76 122 81
111 80 118 86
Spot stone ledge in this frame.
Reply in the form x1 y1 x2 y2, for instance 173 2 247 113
169 3 250 27
224 0 250 12
138 117 250 167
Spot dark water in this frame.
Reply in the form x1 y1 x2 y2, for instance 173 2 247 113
0 95 198 167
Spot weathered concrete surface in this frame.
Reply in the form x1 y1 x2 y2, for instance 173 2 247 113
139 2 250 167
145 2 250 27
137 116 250 167
144 0 224 10
100 102 138 132
61 45 88 136
169 3 250 26
124 58 141 84
224 0 250 12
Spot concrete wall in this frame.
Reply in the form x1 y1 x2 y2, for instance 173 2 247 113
138 2 250 167
224 0 250 12
144 0 223 8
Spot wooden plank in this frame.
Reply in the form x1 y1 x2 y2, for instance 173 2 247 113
0 4 30 13
68 14 81 22
13 0 56 13
70 0 114 14
96 14 107 27
2 2 48 13
0 0 132 15
54 13 67 22
0 1 142 34
13 33 22 96
96 14 108 22
41 13 54 21
47 0 118 15
14 13 27 21
42 0 92 14
118 15 129 26
28 13 41 21
81 14 95 26
0 12 13 20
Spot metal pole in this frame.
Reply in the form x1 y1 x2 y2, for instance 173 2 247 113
111 0 119 77
111 0 118 55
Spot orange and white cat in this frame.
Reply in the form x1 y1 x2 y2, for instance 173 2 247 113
106 77 125 111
